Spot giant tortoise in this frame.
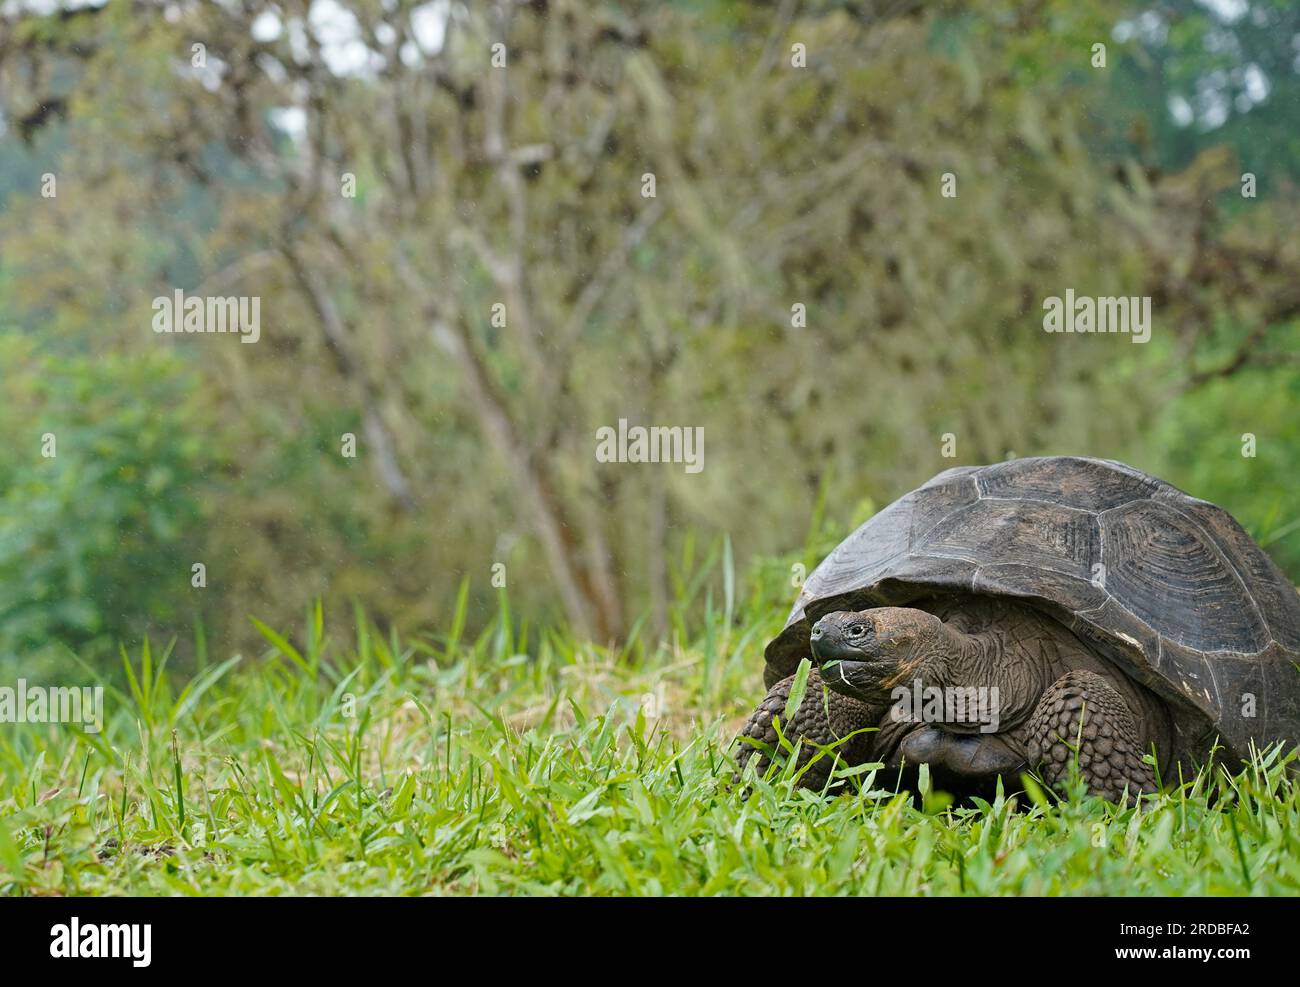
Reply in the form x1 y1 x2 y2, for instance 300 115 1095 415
738 456 1300 800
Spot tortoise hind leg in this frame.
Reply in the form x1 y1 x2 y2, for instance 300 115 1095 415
736 668 877 789
1026 670 1157 801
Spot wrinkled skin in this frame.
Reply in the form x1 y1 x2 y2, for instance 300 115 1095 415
736 598 1170 801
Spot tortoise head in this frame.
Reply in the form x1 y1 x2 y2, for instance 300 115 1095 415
810 607 950 704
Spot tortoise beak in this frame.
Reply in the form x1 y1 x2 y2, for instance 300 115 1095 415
811 612 899 702
809 612 875 664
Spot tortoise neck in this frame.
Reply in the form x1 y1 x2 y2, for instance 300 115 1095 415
928 620 1047 729
914 624 990 688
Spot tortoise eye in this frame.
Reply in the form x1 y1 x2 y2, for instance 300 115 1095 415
848 624 866 638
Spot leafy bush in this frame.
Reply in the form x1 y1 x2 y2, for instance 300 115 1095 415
0 333 221 670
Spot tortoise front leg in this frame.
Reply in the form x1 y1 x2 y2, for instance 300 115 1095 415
735 668 878 790
1026 670 1157 801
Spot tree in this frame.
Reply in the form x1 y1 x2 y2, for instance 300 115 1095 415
2 0 1297 653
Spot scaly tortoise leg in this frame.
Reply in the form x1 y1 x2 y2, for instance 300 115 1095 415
736 668 877 789
1026 670 1157 801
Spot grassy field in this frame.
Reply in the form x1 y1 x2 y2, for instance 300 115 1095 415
2 589 1299 897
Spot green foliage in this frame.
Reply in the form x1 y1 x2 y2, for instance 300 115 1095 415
1102 0 1300 190
0 0 1297 654
0 334 219 669
1 601 1297 895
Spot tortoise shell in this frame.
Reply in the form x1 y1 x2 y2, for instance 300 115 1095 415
764 456 1300 764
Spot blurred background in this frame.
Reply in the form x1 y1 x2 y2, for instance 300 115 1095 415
0 0 1297 676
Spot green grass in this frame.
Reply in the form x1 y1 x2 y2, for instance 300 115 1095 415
2 594 1299 896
